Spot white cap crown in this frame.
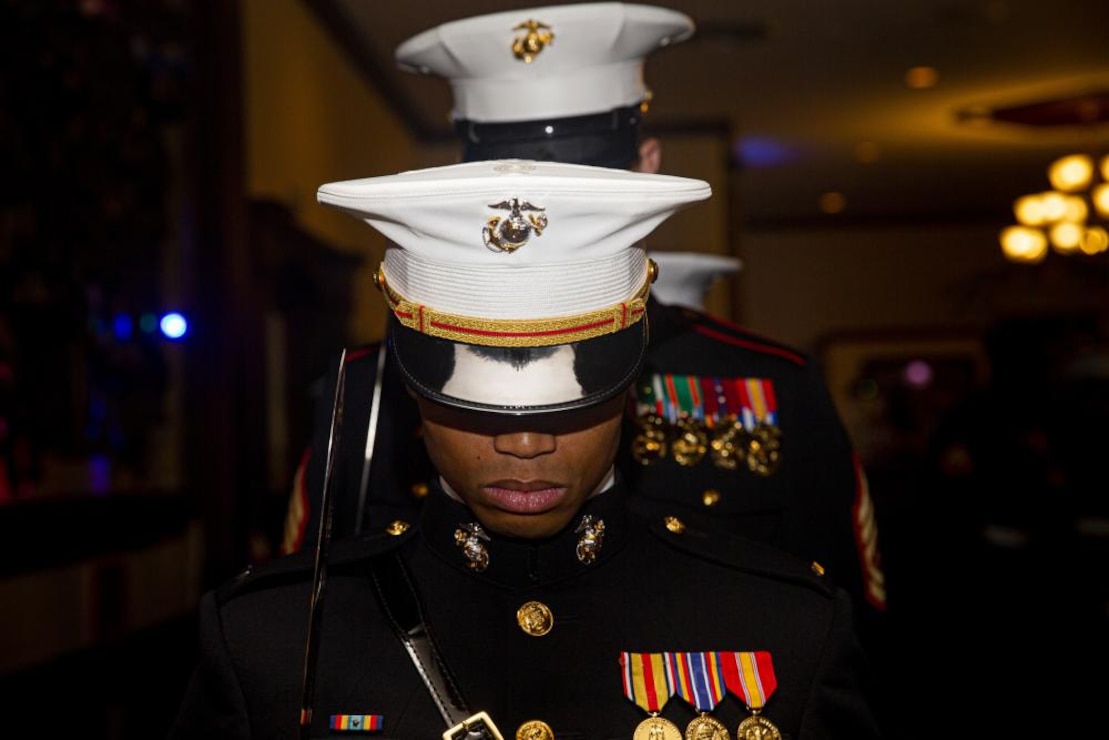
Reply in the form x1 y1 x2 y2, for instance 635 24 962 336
395 2 694 123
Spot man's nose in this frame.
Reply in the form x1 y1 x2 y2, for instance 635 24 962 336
493 430 557 458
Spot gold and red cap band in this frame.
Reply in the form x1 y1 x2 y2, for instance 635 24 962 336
376 263 652 348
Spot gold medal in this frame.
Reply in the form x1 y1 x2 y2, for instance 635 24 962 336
684 714 730 740
631 413 669 465
672 417 708 467
735 714 781 740
744 422 782 476
709 417 746 470
633 714 683 740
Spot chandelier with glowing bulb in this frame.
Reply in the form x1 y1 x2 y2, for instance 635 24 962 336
1000 153 1109 263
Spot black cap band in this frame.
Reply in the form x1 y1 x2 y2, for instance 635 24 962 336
459 105 643 169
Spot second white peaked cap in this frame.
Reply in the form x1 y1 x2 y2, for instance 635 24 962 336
395 2 694 124
318 159 711 414
648 251 742 311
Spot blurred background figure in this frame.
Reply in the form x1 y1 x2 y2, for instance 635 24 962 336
647 251 742 313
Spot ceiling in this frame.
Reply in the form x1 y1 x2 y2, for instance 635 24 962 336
311 0 1109 227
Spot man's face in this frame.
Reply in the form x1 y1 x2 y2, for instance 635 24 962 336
415 393 626 539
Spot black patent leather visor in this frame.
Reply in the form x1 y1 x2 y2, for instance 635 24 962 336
388 315 647 415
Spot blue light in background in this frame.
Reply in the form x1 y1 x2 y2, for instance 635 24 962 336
88 454 112 495
160 312 188 340
112 313 134 341
733 136 797 169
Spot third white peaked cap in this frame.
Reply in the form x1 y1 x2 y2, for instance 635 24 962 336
394 2 694 123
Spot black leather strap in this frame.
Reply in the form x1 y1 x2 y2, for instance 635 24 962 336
371 550 505 739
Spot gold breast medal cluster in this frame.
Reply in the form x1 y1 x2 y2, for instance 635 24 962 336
630 375 782 475
620 651 781 740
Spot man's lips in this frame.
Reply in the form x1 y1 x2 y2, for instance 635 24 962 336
482 480 568 514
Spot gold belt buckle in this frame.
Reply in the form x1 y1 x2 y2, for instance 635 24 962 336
442 711 505 740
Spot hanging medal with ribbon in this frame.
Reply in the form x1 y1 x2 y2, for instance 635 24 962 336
667 652 731 739
620 652 682 740
735 379 780 476
631 413 669 465
666 375 707 467
719 651 782 740
633 375 782 473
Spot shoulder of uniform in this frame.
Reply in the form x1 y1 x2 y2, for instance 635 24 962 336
642 510 835 597
215 526 417 606
342 341 386 367
647 299 811 368
675 306 811 368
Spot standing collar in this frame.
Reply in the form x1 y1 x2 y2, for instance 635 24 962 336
418 477 630 588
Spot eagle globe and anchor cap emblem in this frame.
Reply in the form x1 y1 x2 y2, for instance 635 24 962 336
482 197 548 253
511 19 554 63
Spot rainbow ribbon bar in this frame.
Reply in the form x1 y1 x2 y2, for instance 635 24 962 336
636 375 778 429
720 651 777 711
620 652 675 714
667 652 727 713
329 714 384 732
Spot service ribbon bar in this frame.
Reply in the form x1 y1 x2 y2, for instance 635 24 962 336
329 714 384 732
636 375 780 430
738 378 778 429
620 652 674 714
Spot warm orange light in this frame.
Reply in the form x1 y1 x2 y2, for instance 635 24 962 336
1039 191 1070 222
1063 195 1089 223
1003 153 1108 263
1093 184 1109 217
819 191 846 214
904 66 938 90
1013 194 1045 226
1000 226 1048 263
1049 222 1083 252
1079 226 1109 255
1048 154 1094 192
854 141 881 164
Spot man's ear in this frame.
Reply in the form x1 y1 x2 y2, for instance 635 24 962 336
631 137 662 174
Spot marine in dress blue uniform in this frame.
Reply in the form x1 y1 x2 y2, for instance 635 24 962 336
281 3 885 646
175 159 879 740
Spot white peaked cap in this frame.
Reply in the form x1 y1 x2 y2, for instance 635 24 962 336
395 2 694 123
648 251 742 311
317 159 711 414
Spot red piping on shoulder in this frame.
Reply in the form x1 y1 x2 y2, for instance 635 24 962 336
692 324 807 367
345 345 382 364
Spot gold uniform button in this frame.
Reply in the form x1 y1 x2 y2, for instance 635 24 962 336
811 561 826 576
516 600 554 637
385 520 410 536
664 516 686 534
410 482 429 500
701 488 721 507
516 719 554 740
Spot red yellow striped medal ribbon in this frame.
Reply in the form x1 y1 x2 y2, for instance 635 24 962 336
720 652 782 740
620 652 682 740
666 652 731 739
